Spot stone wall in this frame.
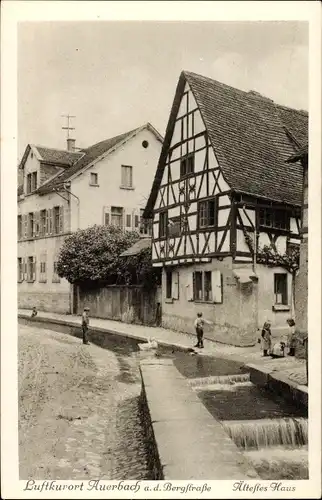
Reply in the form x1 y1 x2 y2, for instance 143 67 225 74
139 358 259 479
18 290 70 314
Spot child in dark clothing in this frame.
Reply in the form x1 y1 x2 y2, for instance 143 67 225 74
193 312 213 348
82 307 90 345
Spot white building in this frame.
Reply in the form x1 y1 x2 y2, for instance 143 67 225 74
18 123 163 313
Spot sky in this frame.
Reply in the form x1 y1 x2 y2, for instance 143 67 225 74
18 21 308 159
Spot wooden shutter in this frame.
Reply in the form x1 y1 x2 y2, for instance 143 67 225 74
126 213 132 229
59 206 64 233
23 214 27 239
172 272 179 300
212 270 223 303
187 272 194 301
48 209 53 235
103 206 110 226
32 257 36 281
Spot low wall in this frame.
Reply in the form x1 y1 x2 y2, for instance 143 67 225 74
18 291 70 314
247 363 308 408
75 285 161 326
139 358 259 480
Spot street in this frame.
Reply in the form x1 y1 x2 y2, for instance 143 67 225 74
18 324 151 480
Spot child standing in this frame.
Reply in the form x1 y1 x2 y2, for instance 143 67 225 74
82 307 90 345
194 312 213 348
261 320 272 357
286 318 296 356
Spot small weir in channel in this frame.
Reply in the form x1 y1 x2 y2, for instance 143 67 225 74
191 373 308 480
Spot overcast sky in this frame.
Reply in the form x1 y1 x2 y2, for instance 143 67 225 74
18 21 308 159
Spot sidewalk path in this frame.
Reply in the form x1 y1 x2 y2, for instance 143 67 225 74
18 309 307 387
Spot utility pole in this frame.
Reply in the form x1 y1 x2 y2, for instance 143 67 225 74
62 114 76 139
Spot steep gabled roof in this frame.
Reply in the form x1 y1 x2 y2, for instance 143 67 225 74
37 123 163 195
144 71 308 217
19 144 82 169
120 237 151 257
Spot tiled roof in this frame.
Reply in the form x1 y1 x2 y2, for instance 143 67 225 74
286 143 308 163
120 237 151 257
35 146 83 166
37 123 162 194
144 71 308 217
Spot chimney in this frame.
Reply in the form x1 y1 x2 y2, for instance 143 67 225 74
67 138 76 152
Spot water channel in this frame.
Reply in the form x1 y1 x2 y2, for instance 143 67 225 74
19 317 308 480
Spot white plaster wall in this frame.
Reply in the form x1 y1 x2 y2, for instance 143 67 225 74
70 129 162 231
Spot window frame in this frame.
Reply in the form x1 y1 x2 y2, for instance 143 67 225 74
180 153 195 178
274 273 288 305
121 165 133 189
17 257 24 282
198 198 216 229
258 207 289 231
111 206 124 229
89 172 99 186
17 215 22 240
166 271 172 299
158 211 168 239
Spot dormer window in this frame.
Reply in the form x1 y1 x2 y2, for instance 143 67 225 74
26 172 37 194
180 154 194 178
259 207 288 230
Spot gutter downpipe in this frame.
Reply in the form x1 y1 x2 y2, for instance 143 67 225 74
242 204 259 332
63 182 80 315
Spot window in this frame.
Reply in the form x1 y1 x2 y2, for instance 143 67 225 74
204 271 213 302
259 207 288 230
168 216 181 237
140 208 151 235
166 271 172 299
142 140 149 149
18 215 22 239
40 209 47 236
126 214 132 228
26 172 37 193
111 207 123 228
159 211 168 238
39 256 47 283
198 199 216 228
52 261 60 283
121 165 133 188
27 212 34 238
27 256 36 282
194 271 203 301
180 154 194 177
17 258 24 282
274 273 288 305
90 172 98 185
192 271 220 303
53 206 60 234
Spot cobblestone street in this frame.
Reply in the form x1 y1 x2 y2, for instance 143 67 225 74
18 324 151 480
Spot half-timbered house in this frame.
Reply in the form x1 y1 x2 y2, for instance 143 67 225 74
143 71 308 346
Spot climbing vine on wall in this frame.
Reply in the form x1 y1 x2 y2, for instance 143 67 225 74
243 229 300 273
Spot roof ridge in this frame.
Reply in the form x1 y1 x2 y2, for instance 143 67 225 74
33 144 82 154
184 70 307 115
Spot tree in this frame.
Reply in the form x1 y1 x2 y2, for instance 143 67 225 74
119 247 161 289
57 225 140 284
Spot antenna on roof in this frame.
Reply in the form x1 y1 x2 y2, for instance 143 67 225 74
62 114 76 152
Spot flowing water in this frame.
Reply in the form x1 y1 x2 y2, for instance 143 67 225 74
193 373 308 479
19 317 308 480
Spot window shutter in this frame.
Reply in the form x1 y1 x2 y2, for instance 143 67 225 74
23 215 27 239
103 206 110 226
172 272 179 300
126 213 132 229
23 258 27 280
212 270 223 303
187 272 194 301
59 206 64 233
32 257 36 282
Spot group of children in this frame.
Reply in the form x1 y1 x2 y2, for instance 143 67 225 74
30 305 296 357
260 318 296 358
